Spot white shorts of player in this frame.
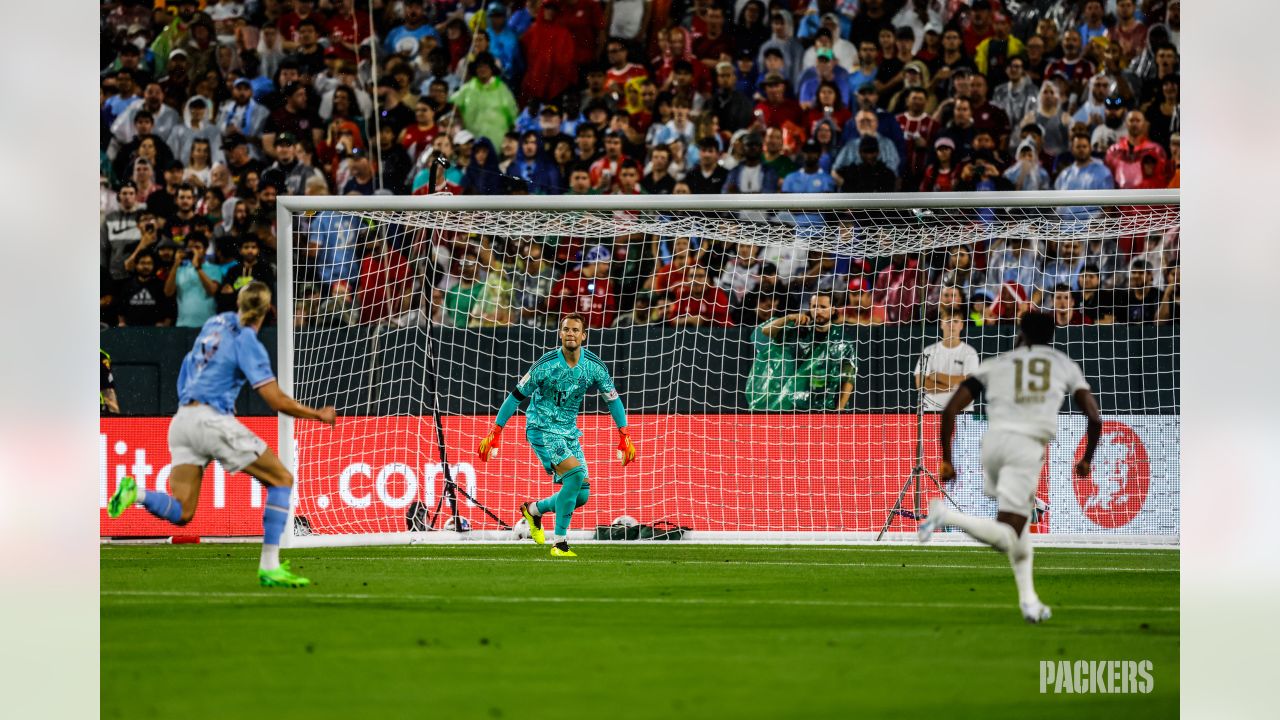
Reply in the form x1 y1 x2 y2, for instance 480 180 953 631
980 430 1046 517
168 404 268 473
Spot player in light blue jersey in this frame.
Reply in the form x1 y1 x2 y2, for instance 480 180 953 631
477 312 637 557
107 282 336 587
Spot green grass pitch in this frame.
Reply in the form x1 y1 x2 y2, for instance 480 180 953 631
101 544 1178 719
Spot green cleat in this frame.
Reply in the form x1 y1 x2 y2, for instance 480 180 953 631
520 502 546 545
550 541 577 558
107 475 138 518
258 560 311 588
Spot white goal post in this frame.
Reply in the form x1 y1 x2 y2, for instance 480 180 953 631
275 190 1180 548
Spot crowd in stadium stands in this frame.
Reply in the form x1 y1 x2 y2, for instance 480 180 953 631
100 0 1179 331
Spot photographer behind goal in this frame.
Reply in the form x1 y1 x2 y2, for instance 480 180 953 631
745 292 859 411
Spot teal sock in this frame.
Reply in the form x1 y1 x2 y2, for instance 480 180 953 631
554 466 588 536
535 493 558 515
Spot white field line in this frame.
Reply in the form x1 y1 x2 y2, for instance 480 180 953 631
99 554 1177 573
99 589 1177 614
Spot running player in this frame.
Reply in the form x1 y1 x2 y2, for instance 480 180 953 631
106 282 336 587
476 312 637 557
918 311 1103 623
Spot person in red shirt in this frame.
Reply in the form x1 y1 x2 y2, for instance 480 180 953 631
645 235 700 295
558 0 606 70
667 265 733 327
1051 285 1091 326
753 73 802 131
520 1 579 103
550 244 618 328
399 98 440 161
589 129 629 191
959 0 998 56
323 0 372 63
1105 110 1169 189
277 0 327 51
355 241 415 326
604 38 649 96
692 5 733 69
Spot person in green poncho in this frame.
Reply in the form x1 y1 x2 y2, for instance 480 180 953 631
745 293 859 411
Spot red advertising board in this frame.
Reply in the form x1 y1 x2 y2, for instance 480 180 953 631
100 414 938 537
101 414 1176 538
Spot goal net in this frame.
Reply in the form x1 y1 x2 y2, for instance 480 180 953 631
277 191 1179 547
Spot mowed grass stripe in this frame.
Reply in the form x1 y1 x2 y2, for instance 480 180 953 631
100 589 1178 613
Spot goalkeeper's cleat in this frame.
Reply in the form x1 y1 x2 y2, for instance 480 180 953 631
550 541 577 558
520 502 546 545
107 475 138 518
258 560 311 588
1020 600 1052 624
917 498 948 543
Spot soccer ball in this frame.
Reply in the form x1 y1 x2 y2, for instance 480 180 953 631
442 516 472 532
611 515 639 527
511 517 530 541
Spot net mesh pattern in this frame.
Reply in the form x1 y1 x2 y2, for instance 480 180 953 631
285 200 1179 544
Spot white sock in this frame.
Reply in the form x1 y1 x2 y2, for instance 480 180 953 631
135 485 147 503
552 535 567 545
1008 530 1039 605
941 509 1016 553
260 544 280 571
527 501 543 517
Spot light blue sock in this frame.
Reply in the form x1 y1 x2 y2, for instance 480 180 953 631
141 492 184 524
262 485 291 547
554 466 588 536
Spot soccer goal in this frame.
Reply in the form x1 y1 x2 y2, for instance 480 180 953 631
275 190 1179 548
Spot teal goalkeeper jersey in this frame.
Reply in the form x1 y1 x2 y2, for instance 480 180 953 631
515 349 620 437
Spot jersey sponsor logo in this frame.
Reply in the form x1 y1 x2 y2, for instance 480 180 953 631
1071 420 1151 528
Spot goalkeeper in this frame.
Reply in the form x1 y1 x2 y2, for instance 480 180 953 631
477 312 637 557
746 293 858 411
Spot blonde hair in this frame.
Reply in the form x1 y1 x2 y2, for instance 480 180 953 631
237 281 273 325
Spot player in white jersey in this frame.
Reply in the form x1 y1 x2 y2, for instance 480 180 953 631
915 310 981 411
918 311 1103 623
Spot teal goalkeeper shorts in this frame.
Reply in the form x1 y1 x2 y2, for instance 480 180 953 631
525 427 588 483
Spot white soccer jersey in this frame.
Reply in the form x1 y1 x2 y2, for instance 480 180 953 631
969 344 1091 444
916 340 981 411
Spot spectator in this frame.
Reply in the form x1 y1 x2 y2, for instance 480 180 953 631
613 291 664 328
847 40 880 96
1050 284 1091 326
263 81 321 160
1105 110 1169 189
521 1 578 103
217 78 270 146
1056 132 1116 190
1157 265 1180 324
384 0 438 57
991 55 1035 124
183 138 218 187
1141 74 1179 154
965 74 1011 149
667 265 733 327
1044 29 1095 95
919 136 957 192
710 62 754 133
462 136 504 195
745 292 857 411
260 133 321 195
375 76 416 137
450 52 518 146
836 110 901 175
915 310 980 411
550 244 618 328
1004 139 1050 191
1108 0 1147 62
1136 43 1178 107
164 233 223 327
512 240 557 326
798 48 851 110
974 11 1023 87
723 133 779 193
613 157 643 194
102 183 145 281
1074 263 1106 323
873 254 921 323
1072 74 1115 133
843 276 886 326
113 82 182 155
938 96 976 159
782 141 837 193
216 236 276 312
340 148 377 195
646 235 700 295
165 183 201 242
1101 259 1161 324
753 73 803 132
761 126 797 180
685 137 728 194
896 87 938 187
1091 94 1130 154
641 145 677 194
758 10 803 87
145 161 188 228
716 242 763 306
1078 0 1107 46
836 136 897 193
928 28 976 100
469 246 516 327
115 251 174 327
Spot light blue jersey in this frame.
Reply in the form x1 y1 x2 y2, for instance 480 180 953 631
515 349 620 438
177 312 275 415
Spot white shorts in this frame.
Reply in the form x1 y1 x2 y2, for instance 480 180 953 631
980 431 1046 516
168 404 268 473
